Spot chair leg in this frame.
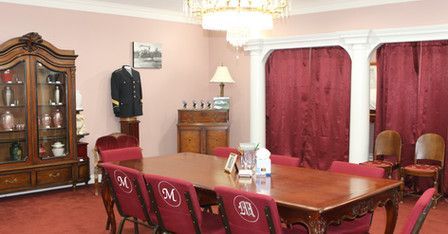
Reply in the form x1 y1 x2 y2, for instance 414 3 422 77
134 217 139 234
400 169 405 203
433 173 440 208
118 217 127 234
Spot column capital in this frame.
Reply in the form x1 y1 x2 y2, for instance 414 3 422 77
244 39 264 57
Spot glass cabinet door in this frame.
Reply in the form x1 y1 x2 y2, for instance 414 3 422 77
0 61 28 164
36 62 69 160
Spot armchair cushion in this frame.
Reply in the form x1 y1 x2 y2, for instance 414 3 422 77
402 164 441 177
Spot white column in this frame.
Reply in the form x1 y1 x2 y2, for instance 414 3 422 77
347 44 371 163
249 49 266 147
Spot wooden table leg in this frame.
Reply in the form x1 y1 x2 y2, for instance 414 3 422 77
307 213 327 234
101 175 116 233
384 191 399 234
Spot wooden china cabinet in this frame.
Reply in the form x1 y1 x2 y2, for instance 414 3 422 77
0 33 87 194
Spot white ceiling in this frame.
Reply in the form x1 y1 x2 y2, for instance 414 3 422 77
94 0 420 14
1 0 421 23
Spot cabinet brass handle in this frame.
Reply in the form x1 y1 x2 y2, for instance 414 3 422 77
5 178 18 184
49 172 60 178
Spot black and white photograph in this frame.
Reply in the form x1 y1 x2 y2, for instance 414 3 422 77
133 42 162 69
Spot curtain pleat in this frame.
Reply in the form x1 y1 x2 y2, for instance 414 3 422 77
376 41 448 194
266 47 351 170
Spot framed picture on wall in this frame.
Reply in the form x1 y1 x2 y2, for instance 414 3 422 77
133 42 162 69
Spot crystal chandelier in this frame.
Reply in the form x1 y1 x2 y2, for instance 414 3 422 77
185 0 289 47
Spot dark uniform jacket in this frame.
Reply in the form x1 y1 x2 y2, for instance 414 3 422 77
111 66 143 117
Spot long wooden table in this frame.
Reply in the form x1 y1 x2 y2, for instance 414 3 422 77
102 153 402 234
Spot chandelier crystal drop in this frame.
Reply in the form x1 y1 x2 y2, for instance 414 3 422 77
185 0 289 47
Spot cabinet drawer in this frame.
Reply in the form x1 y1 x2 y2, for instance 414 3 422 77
36 167 72 186
0 172 32 191
178 110 228 123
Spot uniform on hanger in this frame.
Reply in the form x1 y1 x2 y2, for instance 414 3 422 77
111 65 143 117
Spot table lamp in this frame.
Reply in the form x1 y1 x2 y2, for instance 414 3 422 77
210 65 235 97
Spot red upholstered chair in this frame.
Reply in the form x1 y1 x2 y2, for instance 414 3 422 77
213 147 241 158
330 161 385 178
327 161 385 233
143 174 225 234
95 133 140 193
360 130 402 178
270 154 301 167
100 147 143 162
116 134 139 148
215 186 295 234
102 163 157 234
401 188 435 234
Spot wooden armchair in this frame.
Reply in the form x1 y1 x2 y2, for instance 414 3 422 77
401 133 445 207
361 130 402 178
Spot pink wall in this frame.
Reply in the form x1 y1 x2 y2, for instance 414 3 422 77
3 0 448 161
211 0 448 148
0 3 212 158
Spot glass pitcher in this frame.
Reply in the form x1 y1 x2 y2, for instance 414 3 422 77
239 143 257 171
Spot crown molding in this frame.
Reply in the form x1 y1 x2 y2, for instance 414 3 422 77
288 0 421 15
0 0 200 24
1 0 421 25
245 23 448 61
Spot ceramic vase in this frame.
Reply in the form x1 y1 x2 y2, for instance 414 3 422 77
52 109 63 128
39 143 46 157
2 86 14 106
2 69 13 83
41 113 52 128
10 142 22 161
54 86 60 104
1 111 15 130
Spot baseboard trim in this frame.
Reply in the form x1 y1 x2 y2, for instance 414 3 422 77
0 174 101 198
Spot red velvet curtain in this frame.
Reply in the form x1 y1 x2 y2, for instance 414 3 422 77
266 47 351 170
376 41 448 194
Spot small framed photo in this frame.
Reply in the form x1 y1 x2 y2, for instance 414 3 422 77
224 153 238 174
133 42 162 69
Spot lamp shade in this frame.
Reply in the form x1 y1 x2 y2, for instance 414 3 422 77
210 66 235 83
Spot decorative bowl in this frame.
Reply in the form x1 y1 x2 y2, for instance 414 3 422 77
52 147 65 157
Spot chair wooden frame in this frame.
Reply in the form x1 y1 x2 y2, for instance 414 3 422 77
401 133 445 207
411 197 434 234
362 130 402 179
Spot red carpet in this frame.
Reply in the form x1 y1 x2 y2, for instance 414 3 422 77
0 186 447 233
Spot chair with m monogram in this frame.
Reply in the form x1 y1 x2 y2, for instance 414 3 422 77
214 186 296 234
96 134 142 230
102 163 158 234
144 174 225 234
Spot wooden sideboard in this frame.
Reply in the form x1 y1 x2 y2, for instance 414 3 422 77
177 109 230 154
